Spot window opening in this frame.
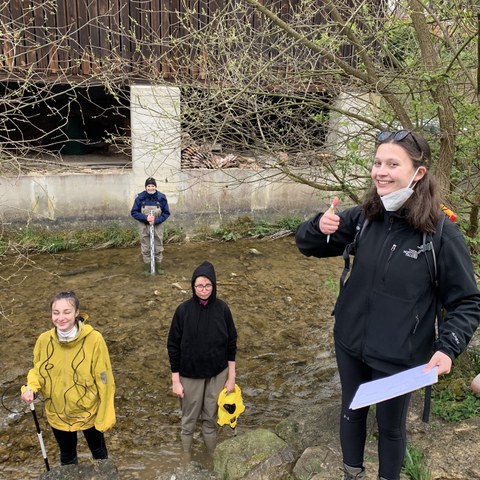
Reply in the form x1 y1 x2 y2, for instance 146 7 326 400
0 83 131 174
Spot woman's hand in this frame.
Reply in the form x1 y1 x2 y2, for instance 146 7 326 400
171 372 184 398
319 211 340 236
224 377 235 394
172 381 184 398
424 351 452 376
21 388 35 404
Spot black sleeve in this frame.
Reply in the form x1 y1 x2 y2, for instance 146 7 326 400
434 220 480 359
167 307 183 372
295 206 363 258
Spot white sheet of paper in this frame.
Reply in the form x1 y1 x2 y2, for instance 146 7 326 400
350 364 438 410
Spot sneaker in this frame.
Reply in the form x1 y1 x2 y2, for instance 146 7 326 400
343 464 365 480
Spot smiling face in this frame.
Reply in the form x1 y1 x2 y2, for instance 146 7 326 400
51 298 78 332
146 184 157 194
371 143 426 196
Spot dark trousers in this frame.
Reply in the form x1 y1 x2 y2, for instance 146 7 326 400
51 426 108 465
335 342 411 480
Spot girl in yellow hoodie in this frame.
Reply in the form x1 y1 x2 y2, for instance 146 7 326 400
21 291 116 465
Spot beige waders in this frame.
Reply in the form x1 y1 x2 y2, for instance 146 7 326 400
179 368 228 454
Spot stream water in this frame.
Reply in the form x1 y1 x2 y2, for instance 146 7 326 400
0 236 343 479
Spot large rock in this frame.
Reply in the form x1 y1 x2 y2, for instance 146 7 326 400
213 428 295 480
292 445 342 480
39 459 118 480
160 392 480 480
275 402 340 452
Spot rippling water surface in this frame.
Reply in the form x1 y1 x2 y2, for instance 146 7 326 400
0 237 343 479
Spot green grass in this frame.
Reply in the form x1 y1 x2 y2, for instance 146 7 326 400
3 223 139 254
0 215 302 255
211 215 302 241
431 349 480 422
401 445 431 480
324 275 340 297
212 226 242 242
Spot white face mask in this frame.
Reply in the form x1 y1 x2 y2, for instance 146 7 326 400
380 168 420 212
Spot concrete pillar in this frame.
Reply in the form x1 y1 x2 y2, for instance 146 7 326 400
325 91 379 158
130 84 181 200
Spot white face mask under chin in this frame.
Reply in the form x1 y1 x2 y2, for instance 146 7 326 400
380 168 420 212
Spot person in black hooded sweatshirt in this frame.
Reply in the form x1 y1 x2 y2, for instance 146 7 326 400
167 261 237 457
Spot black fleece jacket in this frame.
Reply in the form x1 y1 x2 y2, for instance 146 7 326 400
296 206 480 374
167 261 237 378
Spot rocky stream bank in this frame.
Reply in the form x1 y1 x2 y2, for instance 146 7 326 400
37 393 480 480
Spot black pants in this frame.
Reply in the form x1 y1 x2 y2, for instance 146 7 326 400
51 426 108 465
335 342 411 480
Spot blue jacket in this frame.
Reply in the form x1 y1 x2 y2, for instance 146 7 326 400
131 190 170 225
296 206 480 374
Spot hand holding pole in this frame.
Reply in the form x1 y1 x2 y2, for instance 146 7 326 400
326 196 339 244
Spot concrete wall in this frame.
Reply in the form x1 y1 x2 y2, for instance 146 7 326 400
0 85 322 231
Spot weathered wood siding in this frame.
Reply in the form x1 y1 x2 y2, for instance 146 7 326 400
0 0 369 81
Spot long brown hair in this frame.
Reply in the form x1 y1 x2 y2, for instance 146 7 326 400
363 131 440 233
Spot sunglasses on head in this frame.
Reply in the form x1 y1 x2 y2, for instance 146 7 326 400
376 130 422 154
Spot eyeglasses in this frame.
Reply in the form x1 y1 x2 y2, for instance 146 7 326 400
194 284 213 291
377 130 422 155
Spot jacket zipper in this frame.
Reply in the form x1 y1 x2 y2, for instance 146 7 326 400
382 243 397 281
412 314 420 334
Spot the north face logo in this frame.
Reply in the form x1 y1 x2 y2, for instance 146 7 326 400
404 249 419 259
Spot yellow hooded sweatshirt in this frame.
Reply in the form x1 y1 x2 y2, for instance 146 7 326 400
25 322 116 432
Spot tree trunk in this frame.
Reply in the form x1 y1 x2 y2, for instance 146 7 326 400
408 0 456 196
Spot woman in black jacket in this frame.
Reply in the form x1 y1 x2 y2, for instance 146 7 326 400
295 130 480 480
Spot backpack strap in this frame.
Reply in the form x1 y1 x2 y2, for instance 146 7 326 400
340 213 369 290
420 213 446 287
421 212 446 423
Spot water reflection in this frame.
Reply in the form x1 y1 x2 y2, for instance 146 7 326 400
0 237 342 478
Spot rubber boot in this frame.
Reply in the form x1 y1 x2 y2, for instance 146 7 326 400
155 260 164 274
181 433 192 452
180 434 192 465
203 434 217 455
343 463 365 480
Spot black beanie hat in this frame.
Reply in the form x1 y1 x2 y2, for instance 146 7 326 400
145 177 157 188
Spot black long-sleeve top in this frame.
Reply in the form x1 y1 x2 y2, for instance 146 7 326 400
167 261 237 378
296 206 480 374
